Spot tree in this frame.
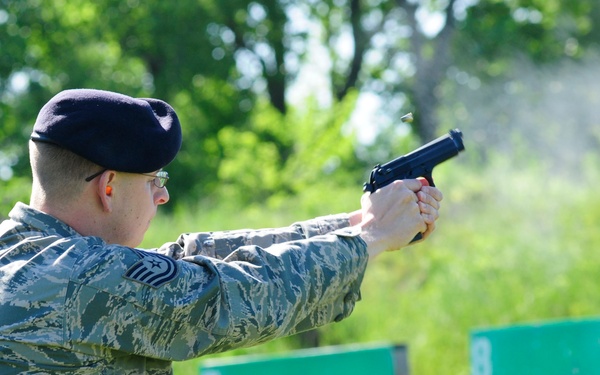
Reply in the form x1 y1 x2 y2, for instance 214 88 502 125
1 0 598 210
306 0 597 141
0 0 258 205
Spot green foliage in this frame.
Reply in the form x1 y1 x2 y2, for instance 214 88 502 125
455 0 596 79
0 0 259 205
217 124 282 201
210 92 361 205
2 0 600 199
0 177 31 219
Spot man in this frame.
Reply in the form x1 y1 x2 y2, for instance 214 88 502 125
0 89 443 374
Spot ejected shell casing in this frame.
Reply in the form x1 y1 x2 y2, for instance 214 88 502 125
401 112 413 123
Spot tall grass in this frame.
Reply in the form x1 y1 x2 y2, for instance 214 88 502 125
142 153 600 375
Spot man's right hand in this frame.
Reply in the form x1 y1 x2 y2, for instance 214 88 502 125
357 179 438 258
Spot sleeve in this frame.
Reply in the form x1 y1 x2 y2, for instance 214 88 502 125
158 213 352 260
64 229 368 361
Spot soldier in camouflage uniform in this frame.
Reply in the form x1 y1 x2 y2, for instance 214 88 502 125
0 89 443 374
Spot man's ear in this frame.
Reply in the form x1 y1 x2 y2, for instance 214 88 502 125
97 170 117 212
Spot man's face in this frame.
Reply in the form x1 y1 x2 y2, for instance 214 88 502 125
109 172 170 247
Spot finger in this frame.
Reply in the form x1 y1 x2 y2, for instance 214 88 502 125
417 191 441 211
419 202 439 223
417 177 429 187
421 222 436 239
420 186 443 202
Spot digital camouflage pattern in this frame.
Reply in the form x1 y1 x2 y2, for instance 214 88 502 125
0 203 368 374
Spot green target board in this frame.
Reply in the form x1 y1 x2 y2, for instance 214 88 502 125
200 343 409 375
471 318 600 375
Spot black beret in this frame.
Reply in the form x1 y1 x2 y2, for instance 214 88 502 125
31 89 182 173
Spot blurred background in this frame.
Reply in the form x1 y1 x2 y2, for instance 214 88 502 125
1 0 599 374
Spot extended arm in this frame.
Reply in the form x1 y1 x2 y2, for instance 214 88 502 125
155 181 442 260
156 213 353 260
67 230 369 361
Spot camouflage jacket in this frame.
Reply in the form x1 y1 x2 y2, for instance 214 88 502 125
0 203 368 374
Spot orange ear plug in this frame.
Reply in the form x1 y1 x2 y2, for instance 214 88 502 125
106 186 113 195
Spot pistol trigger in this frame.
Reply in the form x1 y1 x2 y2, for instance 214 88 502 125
426 175 435 187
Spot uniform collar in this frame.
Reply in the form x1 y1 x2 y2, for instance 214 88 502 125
8 202 83 238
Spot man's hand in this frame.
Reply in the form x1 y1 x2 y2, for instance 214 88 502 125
416 179 443 241
355 179 443 258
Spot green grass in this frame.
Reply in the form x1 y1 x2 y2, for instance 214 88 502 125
141 156 600 375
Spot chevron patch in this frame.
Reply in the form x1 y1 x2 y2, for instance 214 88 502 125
124 250 179 288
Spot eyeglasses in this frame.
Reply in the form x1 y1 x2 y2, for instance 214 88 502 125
140 171 169 188
84 169 169 188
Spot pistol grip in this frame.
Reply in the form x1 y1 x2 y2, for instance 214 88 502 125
410 232 423 243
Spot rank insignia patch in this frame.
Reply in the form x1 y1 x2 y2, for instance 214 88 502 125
125 250 179 288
